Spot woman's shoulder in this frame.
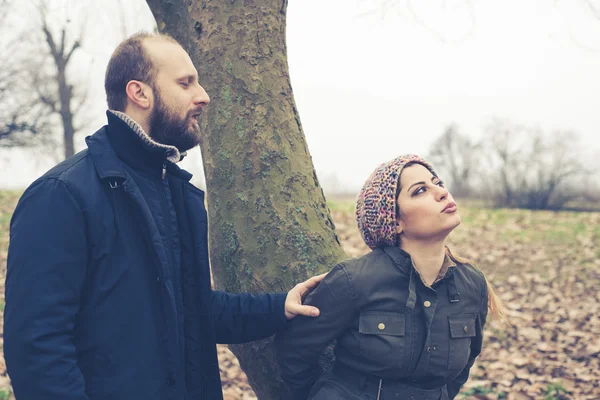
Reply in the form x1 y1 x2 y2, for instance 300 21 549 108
446 247 487 286
339 248 396 274
335 248 404 298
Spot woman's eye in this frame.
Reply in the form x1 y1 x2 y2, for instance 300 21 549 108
437 180 445 187
180 82 189 87
414 187 426 196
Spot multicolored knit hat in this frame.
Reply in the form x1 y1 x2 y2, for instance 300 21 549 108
356 154 438 249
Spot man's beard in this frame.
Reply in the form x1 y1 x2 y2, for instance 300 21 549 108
148 89 202 152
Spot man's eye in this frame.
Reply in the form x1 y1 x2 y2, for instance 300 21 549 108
180 82 189 87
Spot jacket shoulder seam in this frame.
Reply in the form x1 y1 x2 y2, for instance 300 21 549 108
336 263 359 302
41 177 85 212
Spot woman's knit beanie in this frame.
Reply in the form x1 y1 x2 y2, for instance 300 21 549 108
356 154 437 249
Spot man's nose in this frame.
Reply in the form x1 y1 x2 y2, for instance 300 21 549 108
194 84 210 106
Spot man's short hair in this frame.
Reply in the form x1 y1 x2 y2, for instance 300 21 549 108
104 31 179 111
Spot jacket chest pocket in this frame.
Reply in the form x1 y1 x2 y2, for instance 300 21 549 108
358 311 407 370
447 314 477 375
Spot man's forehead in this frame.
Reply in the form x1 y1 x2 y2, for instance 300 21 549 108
143 38 194 72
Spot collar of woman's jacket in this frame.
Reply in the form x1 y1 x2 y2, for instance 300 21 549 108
381 246 459 309
104 110 190 180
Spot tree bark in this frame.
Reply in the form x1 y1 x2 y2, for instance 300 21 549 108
146 1 346 398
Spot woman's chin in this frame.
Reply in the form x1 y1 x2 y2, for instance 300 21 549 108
441 215 462 236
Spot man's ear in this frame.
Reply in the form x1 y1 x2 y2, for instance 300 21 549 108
125 80 152 109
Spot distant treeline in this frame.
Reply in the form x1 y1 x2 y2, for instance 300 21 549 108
426 119 599 211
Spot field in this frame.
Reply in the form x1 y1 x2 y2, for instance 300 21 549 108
1 191 599 399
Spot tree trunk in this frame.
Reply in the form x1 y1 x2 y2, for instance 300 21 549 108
42 23 79 159
58 70 75 159
146 1 346 398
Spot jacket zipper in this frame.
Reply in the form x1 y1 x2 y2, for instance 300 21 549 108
123 180 185 390
122 182 177 378
156 160 186 380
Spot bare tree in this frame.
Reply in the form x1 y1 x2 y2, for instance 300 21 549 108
360 0 477 44
427 123 481 198
0 0 92 159
482 119 587 210
0 0 54 148
36 0 88 159
481 118 527 207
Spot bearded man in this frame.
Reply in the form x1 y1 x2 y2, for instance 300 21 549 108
4 32 323 400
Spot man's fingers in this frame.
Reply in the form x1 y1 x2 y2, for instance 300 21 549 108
298 273 327 296
309 273 327 285
284 273 327 319
290 304 320 318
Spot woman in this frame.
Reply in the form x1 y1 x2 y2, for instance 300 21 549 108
276 154 505 400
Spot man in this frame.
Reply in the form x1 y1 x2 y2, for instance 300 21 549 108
4 32 323 400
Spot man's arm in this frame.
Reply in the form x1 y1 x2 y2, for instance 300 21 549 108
5 178 89 400
210 274 324 344
210 290 287 343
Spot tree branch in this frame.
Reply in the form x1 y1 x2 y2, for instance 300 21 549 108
60 26 66 56
65 40 81 63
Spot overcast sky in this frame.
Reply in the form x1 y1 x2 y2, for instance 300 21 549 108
2 0 600 192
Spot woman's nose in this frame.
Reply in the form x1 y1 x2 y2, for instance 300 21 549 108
436 186 449 201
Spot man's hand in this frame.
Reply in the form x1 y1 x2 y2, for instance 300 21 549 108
284 273 327 320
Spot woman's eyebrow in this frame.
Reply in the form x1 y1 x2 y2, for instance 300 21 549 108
407 177 436 191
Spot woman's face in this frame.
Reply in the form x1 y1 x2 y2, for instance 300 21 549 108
396 163 461 241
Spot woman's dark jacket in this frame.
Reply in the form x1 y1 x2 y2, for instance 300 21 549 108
4 112 288 400
276 246 488 400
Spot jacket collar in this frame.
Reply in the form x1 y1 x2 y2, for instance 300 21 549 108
107 110 183 165
382 246 412 272
381 245 460 308
380 246 419 309
85 111 193 183
382 245 456 274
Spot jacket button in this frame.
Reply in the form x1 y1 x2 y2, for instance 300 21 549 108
378 323 385 330
423 300 431 308
464 326 469 333
167 372 176 386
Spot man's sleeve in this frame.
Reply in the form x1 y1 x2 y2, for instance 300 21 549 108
210 290 288 344
447 279 489 399
274 264 357 400
4 178 89 400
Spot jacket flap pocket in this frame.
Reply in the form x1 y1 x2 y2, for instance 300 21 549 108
448 314 477 338
359 311 405 336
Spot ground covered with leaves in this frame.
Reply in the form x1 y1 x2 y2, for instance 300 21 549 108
0 193 598 399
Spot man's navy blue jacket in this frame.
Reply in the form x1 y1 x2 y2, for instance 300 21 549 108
4 112 288 400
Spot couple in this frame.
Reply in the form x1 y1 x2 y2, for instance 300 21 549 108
4 32 503 400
